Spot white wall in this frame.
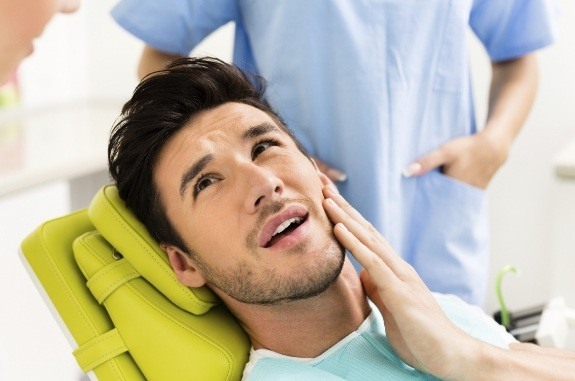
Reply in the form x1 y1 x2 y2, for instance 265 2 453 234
18 0 141 109
480 1 575 314
17 1 233 109
1 0 575 379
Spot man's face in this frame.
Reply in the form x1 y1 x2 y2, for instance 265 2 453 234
156 102 344 305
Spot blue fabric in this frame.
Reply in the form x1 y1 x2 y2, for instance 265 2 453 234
243 295 512 380
112 0 557 305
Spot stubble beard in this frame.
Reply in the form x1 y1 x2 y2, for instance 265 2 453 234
195 198 346 305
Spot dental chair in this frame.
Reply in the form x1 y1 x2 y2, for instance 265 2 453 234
19 185 250 380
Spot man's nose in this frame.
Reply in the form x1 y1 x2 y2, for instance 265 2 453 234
242 164 284 214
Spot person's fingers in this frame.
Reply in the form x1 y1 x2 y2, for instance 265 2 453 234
360 270 419 367
323 185 377 233
333 222 399 284
402 147 448 178
319 172 337 190
326 168 347 182
312 156 347 182
360 269 388 309
323 190 402 271
324 196 395 262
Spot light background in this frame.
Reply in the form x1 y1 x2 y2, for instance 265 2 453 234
0 0 574 379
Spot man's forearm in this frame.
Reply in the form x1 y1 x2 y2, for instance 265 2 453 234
456 341 575 381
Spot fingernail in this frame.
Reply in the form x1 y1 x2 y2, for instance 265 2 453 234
402 162 422 178
327 168 347 182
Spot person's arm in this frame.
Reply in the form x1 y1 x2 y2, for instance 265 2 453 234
312 157 347 182
321 184 575 380
404 54 538 189
475 342 575 380
137 45 184 79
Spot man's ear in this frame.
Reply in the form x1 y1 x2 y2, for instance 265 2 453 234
163 244 207 288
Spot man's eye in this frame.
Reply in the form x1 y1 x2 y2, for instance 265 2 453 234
194 175 218 197
252 139 279 159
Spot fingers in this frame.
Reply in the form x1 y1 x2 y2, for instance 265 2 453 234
326 168 348 182
323 187 403 273
312 156 347 182
323 184 375 233
333 221 399 286
360 269 384 306
319 172 335 189
402 147 448 178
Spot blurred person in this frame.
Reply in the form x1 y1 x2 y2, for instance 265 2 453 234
0 0 80 84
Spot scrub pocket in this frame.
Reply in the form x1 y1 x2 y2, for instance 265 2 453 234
408 169 489 305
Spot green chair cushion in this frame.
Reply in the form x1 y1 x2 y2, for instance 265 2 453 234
88 185 218 315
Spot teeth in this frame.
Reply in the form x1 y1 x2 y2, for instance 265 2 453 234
272 217 302 237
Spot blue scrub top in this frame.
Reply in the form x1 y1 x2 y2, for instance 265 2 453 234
112 0 557 306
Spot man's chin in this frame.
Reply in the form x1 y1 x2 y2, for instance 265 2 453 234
233 241 345 306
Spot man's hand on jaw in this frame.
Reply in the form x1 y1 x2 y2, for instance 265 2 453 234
321 184 485 381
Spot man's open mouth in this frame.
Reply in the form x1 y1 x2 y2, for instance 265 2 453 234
264 214 308 248
258 206 309 249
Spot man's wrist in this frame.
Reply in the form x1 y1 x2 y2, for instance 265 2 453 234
446 338 509 381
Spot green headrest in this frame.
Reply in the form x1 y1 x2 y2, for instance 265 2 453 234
88 185 218 315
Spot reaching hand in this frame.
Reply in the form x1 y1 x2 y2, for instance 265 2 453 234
403 130 509 189
322 184 480 380
312 156 347 182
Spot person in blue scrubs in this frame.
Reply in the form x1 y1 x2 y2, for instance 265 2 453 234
111 0 557 306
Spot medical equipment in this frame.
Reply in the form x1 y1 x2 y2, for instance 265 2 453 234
494 265 575 349
536 297 575 350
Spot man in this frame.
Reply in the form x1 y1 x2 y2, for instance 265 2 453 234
111 0 557 306
108 57 575 380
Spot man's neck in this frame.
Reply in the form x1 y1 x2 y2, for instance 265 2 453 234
224 260 371 358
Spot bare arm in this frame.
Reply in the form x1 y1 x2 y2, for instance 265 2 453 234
406 54 539 189
137 45 184 79
475 342 575 381
321 184 575 380
485 53 539 149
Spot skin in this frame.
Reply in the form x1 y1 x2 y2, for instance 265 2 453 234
409 55 539 189
323 184 575 380
137 48 538 188
156 102 369 357
153 101 575 379
0 0 80 84
137 46 348 181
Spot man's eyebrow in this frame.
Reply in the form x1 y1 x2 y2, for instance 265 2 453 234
179 154 213 199
178 123 279 199
242 123 280 140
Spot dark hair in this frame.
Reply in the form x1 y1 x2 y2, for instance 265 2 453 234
108 56 307 252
